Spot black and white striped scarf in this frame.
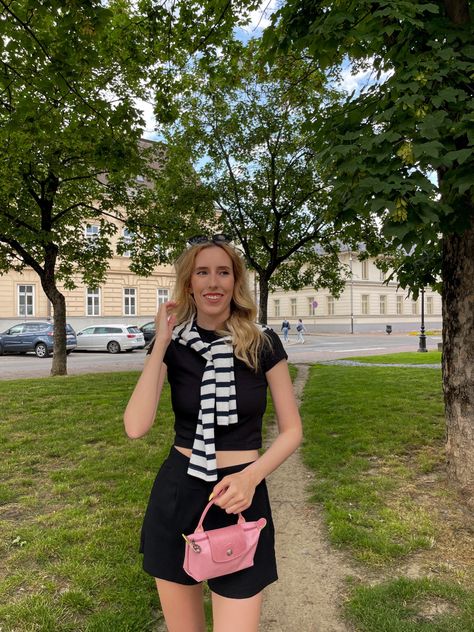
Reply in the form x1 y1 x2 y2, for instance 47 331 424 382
172 320 238 482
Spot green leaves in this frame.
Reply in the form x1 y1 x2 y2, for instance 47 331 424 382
264 0 474 262
155 39 351 319
0 0 264 286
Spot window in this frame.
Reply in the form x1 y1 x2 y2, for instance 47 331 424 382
379 295 387 315
327 296 334 315
361 260 369 280
18 284 34 316
290 298 297 317
87 288 100 316
85 224 100 238
361 294 369 315
24 323 45 332
80 327 95 335
85 224 100 252
157 288 169 307
274 299 280 318
124 288 136 316
9 324 25 335
426 296 433 315
122 228 133 257
412 299 418 315
308 297 316 316
379 268 386 282
396 295 403 315
104 327 123 334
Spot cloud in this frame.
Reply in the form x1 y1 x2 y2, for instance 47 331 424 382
136 98 157 138
241 0 278 33
338 58 393 96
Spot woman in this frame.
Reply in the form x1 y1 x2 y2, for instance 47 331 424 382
296 318 306 344
124 235 302 632
280 318 290 342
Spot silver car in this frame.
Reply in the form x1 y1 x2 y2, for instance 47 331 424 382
75 324 145 354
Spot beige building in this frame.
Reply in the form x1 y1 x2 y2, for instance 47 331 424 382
0 216 176 332
0 245 442 334
266 250 442 334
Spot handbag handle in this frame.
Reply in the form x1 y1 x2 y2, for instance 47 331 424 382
195 494 246 532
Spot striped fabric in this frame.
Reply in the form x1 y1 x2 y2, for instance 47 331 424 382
172 320 238 482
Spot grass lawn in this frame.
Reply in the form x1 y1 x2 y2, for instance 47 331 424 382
2 364 472 631
0 372 175 631
0 369 281 632
301 363 474 631
345 351 442 365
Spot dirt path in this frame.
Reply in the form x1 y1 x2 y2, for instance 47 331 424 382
260 364 356 632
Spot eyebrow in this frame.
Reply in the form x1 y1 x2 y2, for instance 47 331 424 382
194 265 232 271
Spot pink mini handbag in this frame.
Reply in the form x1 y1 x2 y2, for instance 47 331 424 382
182 496 267 582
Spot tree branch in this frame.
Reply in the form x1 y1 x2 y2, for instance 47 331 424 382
188 0 232 57
2 209 38 234
0 234 44 276
0 0 109 123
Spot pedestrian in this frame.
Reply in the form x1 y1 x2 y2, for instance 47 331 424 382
281 317 291 342
124 234 302 632
296 318 306 343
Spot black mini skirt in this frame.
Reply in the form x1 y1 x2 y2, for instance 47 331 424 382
139 446 278 599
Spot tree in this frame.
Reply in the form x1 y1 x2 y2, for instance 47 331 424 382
158 41 349 323
263 1 474 492
0 0 257 375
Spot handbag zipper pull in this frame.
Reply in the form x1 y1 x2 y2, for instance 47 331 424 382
182 534 201 553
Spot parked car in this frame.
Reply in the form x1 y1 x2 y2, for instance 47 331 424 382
74 324 145 353
0 321 77 358
139 320 156 345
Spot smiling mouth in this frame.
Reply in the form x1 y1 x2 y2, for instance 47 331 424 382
204 294 223 301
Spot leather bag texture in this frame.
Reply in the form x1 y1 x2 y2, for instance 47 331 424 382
183 496 266 582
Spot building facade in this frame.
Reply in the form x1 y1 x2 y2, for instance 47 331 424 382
0 247 442 334
266 250 442 334
0 216 175 333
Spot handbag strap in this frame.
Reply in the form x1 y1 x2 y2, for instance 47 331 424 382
196 495 246 532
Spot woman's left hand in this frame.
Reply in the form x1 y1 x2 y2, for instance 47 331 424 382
210 469 258 514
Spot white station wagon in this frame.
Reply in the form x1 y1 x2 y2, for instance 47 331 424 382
75 324 145 354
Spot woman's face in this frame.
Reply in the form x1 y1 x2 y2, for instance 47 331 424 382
189 246 235 329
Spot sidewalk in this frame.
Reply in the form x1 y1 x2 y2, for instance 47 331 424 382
320 359 440 369
260 365 355 631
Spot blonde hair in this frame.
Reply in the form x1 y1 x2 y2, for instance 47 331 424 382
172 242 270 371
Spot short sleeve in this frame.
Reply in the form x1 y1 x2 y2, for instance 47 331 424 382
261 328 288 373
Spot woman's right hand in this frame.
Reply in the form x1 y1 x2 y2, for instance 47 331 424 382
154 300 178 346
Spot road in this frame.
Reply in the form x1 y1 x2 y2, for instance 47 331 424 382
282 331 441 363
0 332 441 380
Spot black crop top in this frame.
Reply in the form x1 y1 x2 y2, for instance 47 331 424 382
152 326 287 451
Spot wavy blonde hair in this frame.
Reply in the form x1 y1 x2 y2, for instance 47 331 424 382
172 242 270 371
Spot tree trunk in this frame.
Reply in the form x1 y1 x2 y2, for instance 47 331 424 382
441 214 474 498
40 275 67 376
258 275 270 324
443 0 470 25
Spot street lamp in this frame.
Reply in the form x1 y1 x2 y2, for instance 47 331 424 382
417 287 427 352
348 249 354 334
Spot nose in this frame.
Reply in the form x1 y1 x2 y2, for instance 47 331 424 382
208 272 219 288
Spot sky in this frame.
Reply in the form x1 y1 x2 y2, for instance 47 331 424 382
141 0 280 139
140 1 387 140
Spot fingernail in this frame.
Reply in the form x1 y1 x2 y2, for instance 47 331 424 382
208 492 214 501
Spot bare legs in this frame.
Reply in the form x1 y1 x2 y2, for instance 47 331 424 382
155 579 263 632
212 591 263 632
155 579 206 632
